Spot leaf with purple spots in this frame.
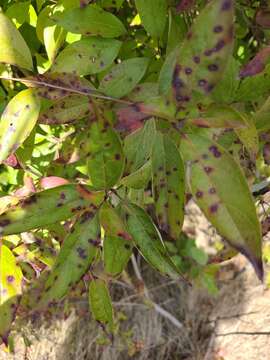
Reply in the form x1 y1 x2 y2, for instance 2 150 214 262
0 89 40 164
121 202 181 278
0 184 104 236
37 212 100 309
99 57 149 98
24 73 96 101
162 0 234 107
39 95 94 125
89 279 113 329
86 123 124 190
53 4 126 38
0 245 23 345
152 133 185 239
100 202 133 276
52 38 122 76
180 129 263 280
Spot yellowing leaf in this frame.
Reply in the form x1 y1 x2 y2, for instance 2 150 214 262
0 89 40 163
0 245 23 345
0 12 33 70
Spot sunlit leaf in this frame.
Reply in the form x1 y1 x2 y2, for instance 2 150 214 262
52 38 121 76
180 129 263 280
0 12 33 70
54 4 126 38
0 89 40 163
0 184 104 236
0 245 23 345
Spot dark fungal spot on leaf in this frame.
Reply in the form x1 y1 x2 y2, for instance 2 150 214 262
25 104 30 109
198 79 207 87
6 275 15 283
80 211 94 224
193 56 200 64
124 244 131 250
196 191 203 198
209 145 221 157
209 203 219 213
21 195 37 207
221 0 231 11
208 64 219 71
173 167 177 172
213 25 223 33
185 67 193 75
115 153 121 160
213 39 225 52
204 49 212 56
76 247 87 259
209 187 216 194
204 166 213 174
0 219 11 227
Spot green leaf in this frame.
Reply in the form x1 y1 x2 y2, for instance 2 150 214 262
87 123 124 190
152 133 185 239
99 58 149 98
100 202 133 276
54 4 126 38
166 0 234 105
123 119 156 172
180 129 263 280
39 95 94 124
0 184 104 236
0 12 33 70
52 38 122 76
6 1 37 28
122 202 180 277
89 279 113 328
0 245 23 345
37 212 100 308
120 161 151 189
135 0 167 39
0 89 40 163
166 11 187 55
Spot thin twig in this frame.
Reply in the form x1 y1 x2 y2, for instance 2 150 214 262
131 254 183 330
0 75 133 105
216 331 270 337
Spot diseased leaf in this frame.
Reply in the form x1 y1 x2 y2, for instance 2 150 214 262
37 212 100 308
87 123 124 190
0 245 23 345
239 46 270 78
165 0 234 106
0 184 104 236
121 202 180 277
25 73 95 101
39 95 94 124
135 0 167 39
180 129 263 280
100 202 133 276
0 12 33 70
123 119 156 172
99 58 149 98
0 89 40 163
54 4 126 38
52 38 122 76
152 133 185 239
120 161 151 189
89 279 113 328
